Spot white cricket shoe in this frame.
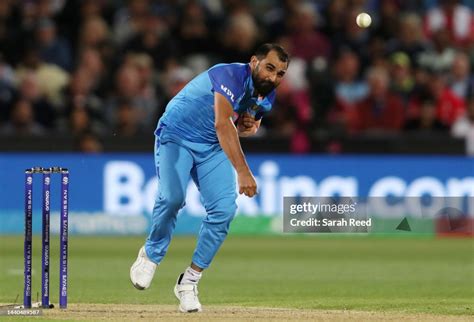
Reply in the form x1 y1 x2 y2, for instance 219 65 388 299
174 273 202 313
130 246 157 290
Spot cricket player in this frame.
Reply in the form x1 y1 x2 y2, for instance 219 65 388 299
130 43 289 312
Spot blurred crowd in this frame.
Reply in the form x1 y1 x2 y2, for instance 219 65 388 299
0 0 473 153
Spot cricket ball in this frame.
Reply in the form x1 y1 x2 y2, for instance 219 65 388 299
356 12 372 28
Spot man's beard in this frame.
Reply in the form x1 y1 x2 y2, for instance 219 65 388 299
252 69 275 96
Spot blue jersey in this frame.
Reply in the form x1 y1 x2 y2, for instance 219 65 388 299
157 63 276 144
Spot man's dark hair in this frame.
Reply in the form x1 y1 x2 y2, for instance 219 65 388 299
254 43 290 65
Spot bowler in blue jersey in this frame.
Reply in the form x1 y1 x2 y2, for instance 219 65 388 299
130 43 290 313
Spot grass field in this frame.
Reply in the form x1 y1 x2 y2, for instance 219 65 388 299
0 235 473 320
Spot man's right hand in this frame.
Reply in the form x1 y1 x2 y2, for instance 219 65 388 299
238 169 257 197
214 93 257 197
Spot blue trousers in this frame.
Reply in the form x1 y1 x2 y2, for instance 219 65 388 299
145 126 237 269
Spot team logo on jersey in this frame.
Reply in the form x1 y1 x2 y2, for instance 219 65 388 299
251 104 259 111
220 84 235 102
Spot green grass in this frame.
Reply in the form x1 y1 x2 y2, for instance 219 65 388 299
0 235 473 316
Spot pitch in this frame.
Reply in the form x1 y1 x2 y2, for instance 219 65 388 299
0 235 472 320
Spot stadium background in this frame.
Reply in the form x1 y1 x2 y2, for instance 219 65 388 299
0 0 473 319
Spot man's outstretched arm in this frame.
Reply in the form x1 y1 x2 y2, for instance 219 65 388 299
214 93 257 197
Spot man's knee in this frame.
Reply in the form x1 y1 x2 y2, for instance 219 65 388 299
159 193 186 212
205 200 237 225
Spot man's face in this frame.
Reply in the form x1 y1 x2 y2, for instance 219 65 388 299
251 50 288 96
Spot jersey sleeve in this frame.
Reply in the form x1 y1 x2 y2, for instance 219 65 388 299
208 64 246 108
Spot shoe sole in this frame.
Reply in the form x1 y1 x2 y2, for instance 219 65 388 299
178 305 201 313
174 285 202 313
132 281 145 290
